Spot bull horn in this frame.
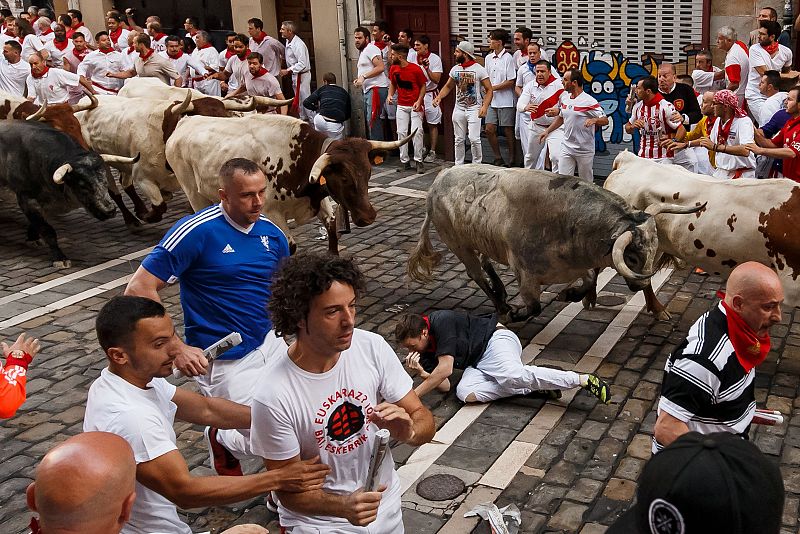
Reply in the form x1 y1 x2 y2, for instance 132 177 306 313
309 154 333 184
71 93 98 113
644 201 707 217
26 100 47 121
53 163 72 184
100 153 141 165
368 130 415 151
170 90 193 114
222 96 257 111
611 230 652 281
250 96 294 108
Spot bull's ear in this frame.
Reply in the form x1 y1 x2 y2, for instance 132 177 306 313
369 149 387 165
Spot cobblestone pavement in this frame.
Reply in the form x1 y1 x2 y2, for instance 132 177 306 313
2 156 800 534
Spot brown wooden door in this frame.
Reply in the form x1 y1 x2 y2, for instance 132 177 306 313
275 0 315 94
382 0 443 57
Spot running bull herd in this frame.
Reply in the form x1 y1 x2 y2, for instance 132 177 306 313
1 81 799 323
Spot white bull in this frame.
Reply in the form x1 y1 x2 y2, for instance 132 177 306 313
605 150 800 318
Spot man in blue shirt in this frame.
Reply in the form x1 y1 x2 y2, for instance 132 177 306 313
125 157 290 476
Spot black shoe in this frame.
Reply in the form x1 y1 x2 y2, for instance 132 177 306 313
492 158 506 167
416 161 424 174
396 161 412 172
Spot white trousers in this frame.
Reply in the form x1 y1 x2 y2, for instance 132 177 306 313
195 330 287 459
313 114 345 140
694 147 713 175
452 106 482 165
293 71 312 121
456 330 582 403
396 105 424 163
672 147 697 173
713 167 756 179
527 123 563 171
558 151 595 181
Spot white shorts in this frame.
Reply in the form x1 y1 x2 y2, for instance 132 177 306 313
423 91 442 125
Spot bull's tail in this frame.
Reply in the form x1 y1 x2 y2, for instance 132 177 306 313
408 200 441 282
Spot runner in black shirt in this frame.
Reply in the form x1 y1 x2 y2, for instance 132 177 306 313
395 310 610 403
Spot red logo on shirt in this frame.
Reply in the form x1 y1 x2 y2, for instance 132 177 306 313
673 99 685 111
314 388 374 455
326 402 364 441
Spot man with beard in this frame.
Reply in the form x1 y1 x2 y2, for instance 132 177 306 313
511 26 532 69
160 34 207 89
215 33 251 92
353 26 389 141
432 41 492 164
0 40 30 96
653 262 784 452
43 23 71 69
413 34 443 161
227 52 286 114
746 20 792 122
63 32 88 73
247 17 283 79
658 62 702 171
625 76 684 164
107 33 181 87
387 43 427 173
518 59 564 170
251 252 434 532
79 31 125 94
748 85 800 182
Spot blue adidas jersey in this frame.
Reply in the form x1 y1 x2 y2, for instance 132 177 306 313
142 204 290 360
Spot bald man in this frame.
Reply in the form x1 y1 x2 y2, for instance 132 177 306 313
653 262 783 453
26 431 137 533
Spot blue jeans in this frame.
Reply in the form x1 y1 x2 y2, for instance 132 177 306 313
363 86 388 141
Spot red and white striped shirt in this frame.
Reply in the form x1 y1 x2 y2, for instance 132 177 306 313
629 94 681 159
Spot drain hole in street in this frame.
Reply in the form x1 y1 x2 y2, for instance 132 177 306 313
596 295 626 307
416 474 466 501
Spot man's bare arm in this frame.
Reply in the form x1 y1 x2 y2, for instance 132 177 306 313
653 411 690 448
172 387 250 429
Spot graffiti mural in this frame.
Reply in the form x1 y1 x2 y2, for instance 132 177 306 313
540 40 658 153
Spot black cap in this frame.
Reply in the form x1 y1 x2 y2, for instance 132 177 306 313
607 432 784 534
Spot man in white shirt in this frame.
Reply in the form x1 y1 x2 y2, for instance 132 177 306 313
757 69 787 126
219 32 238 94
217 33 250 95
183 16 200 45
746 20 792 122
517 59 564 170
279 20 312 120
251 253 435 533
119 30 139 71
511 26 532 69
0 40 30 96
160 34 207 89
353 26 390 141
704 89 757 179
539 68 608 181
105 13 129 53
247 17 283 78
63 32 89 73
146 21 167 54
227 52 286 114
484 29 517 167
79 31 125 94
718 26 749 104
85 295 330 534
107 34 182 87
27 51 93 104
35 17 53 44
691 49 725 93
433 41 493 164
66 9 94 47
413 34 443 162
43 23 72 68
190 30 220 96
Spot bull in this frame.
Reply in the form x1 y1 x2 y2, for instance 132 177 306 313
0 121 137 267
606 150 800 319
118 77 291 114
75 91 229 222
408 164 701 322
0 91 146 227
164 113 411 253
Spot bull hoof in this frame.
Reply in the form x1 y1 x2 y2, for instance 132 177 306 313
557 287 584 303
143 203 167 223
582 296 596 309
656 309 672 321
52 259 72 269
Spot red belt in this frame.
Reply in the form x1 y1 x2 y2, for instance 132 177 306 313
291 71 302 112
731 167 752 179
91 80 118 93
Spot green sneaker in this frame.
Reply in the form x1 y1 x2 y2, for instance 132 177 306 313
584 375 611 404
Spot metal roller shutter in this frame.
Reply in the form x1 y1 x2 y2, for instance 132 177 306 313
449 0 704 63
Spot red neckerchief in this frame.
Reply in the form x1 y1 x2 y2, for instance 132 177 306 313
29 517 41 534
30 16 38 26
236 48 250 60
717 115 735 145
189 30 198 37
53 38 69 51
127 45 135 54
31 66 49 79
99 46 115 54
252 31 266 44
461 59 476 68
16 36 23 44
763 41 780 55
541 74 557 86
40 28 52 36
65 27 74 38
225 48 235 59
717 291 771 372
422 316 437 353
109 27 123 44
73 22 84 30
154 32 167 41
139 48 154 61
415 50 430 65
644 92 664 107
167 50 184 59
198 42 213 50
251 67 268 78
72 47 87 61
373 39 388 50
707 116 718 131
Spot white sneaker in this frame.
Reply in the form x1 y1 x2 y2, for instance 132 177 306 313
423 150 437 163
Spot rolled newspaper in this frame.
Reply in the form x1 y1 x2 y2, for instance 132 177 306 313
752 409 784 426
365 429 390 492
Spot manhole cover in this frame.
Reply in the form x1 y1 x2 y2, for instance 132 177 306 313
597 295 626 307
416 474 466 501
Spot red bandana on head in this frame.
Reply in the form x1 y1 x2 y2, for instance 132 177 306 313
717 291 771 372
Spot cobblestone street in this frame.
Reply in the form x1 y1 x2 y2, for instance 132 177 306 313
1 156 800 534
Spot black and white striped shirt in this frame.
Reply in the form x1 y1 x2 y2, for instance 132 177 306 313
653 303 755 453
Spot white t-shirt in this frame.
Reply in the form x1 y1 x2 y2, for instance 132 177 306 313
759 91 787 127
218 50 238 91
79 50 126 93
250 329 413 531
83 369 191 534
725 42 750 102
160 51 207 87
449 62 490 109
558 90 605 155
357 42 389 93
224 54 249 90
484 49 516 108
20 34 45 63
0 55 31 96
108 28 131 53
746 43 793 101
44 39 74 69
691 67 725 94
414 52 443 92
26 67 80 104
710 116 756 172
